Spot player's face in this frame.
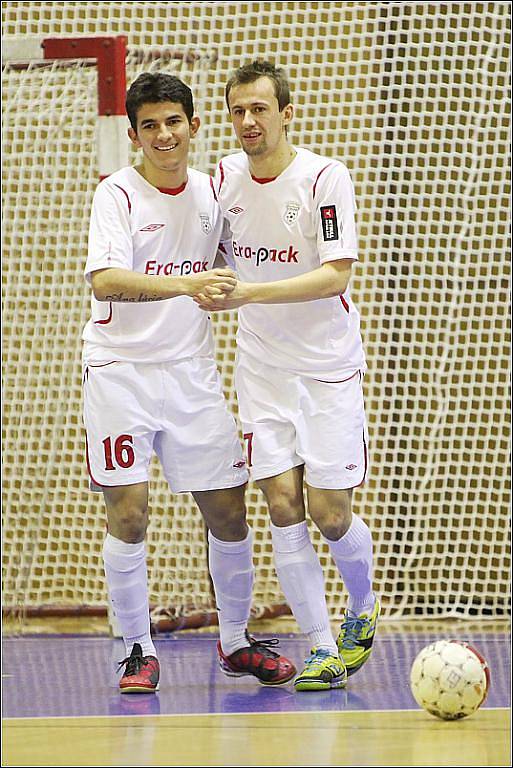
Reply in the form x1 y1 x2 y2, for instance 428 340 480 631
228 77 292 158
128 101 199 180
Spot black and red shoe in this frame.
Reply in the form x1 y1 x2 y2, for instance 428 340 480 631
118 643 160 693
217 632 296 686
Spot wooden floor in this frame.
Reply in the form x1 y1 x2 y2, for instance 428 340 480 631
4 709 510 767
2 618 511 767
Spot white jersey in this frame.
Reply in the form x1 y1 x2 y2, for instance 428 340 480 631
215 147 366 378
82 166 226 364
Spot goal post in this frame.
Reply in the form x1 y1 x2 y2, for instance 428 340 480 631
3 35 129 176
2 3 511 631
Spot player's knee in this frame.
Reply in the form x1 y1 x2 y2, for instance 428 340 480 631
208 506 248 541
310 491 352 541
266 491 305 527
313 510 352 541
194 485 247 540
106 502 148 543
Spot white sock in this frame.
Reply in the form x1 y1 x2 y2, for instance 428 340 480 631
208 528 254 656
102 533 156 658
324 513 376 616
270 521 337 655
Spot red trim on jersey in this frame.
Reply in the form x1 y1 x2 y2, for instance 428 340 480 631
218 160 225 193
251 174 277 184
209 176 218 201
113 184 131 214
158 180 187 196
313 370 359 384
312 164 333 198
339 294 350 313
94 302 113 325
87 361 119 367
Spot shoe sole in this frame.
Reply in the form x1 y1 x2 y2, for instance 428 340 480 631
120 684 159 693
219 660 296 686
294 678 346 691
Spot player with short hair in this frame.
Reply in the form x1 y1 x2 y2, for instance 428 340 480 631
82 72 295 693
196 60 380 691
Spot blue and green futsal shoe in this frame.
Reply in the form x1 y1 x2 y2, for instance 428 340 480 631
294 647 347 691
337 597 381 677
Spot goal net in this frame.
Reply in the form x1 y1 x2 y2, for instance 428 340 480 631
2 2 510 627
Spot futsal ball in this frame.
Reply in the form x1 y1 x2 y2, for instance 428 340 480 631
409 639 490 720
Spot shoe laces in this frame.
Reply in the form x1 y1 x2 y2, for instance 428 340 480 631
245 631 281 659
118 647 148 677
339 616 368 649
303 648 335 669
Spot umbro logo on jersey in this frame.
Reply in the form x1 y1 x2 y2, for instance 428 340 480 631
140 223 165 232
228 206 244 214
233 460 246 468
346 464 358 470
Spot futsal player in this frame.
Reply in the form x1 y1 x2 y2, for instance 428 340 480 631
196 61 380 691
82 72 296 693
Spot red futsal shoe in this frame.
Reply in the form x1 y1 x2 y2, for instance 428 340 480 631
118 643 160 693
217 632 296 686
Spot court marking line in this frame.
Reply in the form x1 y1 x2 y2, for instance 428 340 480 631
3 706 510 722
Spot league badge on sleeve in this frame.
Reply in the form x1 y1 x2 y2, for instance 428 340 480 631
199 213 212 234
320 205 339 241
283 202 301 226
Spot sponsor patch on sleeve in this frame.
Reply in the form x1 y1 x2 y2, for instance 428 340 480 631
320 205 339 241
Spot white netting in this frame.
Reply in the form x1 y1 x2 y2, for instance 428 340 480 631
2 2 510 622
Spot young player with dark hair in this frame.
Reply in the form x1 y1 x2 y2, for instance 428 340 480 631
82 72 296 693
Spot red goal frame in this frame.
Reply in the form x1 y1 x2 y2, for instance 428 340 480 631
3 35 129 178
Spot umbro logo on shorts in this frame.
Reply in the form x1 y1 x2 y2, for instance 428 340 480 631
233 460 246 468
346 464 358 470
140 223 165 232
228 206 244 214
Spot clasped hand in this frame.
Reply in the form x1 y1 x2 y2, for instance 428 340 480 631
188 268 236 302
192 270 248 311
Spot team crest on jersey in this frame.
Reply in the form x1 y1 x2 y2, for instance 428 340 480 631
283 202 300 225
199 213 212 234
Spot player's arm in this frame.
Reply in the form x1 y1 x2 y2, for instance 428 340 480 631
194 258 354 310
91 267 237 303
87 182 236 302
213 217 235 269
196 161 358 310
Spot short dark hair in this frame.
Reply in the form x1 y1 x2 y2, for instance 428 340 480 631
225 60 291 112
126 72 194 131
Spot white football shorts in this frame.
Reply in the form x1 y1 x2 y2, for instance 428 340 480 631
235 353 369 490
83 357 248 493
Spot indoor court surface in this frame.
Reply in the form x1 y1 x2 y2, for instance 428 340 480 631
3 625 510 767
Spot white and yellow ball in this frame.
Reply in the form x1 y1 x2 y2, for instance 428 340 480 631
410 640 490 720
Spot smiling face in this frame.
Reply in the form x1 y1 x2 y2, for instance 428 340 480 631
128 101 199 186
227 76 293 161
